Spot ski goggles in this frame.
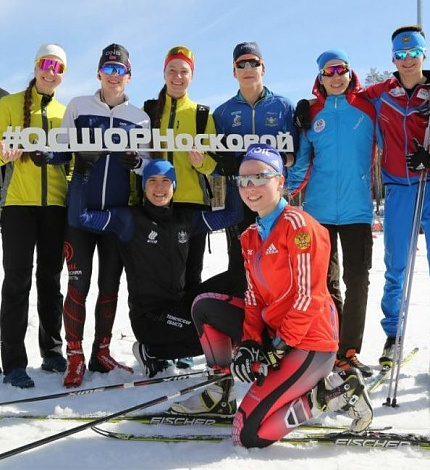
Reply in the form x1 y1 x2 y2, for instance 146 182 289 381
166 46 195 62
36 58 66 74
164 46 195 71
99 63 129 76
320 63 349 77
392 47 426 60
235 172 281 188
235 59 262 69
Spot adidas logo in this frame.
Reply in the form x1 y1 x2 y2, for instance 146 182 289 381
265 243 278 254
147 230 158 244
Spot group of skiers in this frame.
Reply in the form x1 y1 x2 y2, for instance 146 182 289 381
0 22 429 448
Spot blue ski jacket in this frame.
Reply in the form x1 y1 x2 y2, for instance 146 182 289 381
213 86 298 156
288 73 376 225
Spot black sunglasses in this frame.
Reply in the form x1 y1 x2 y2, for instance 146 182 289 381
235 59 262 69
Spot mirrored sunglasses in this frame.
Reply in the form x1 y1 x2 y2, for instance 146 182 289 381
320 63 349 77
393 47 426 61
99 63 129 76
235 59 262 70
235 172 280 188
36 58 65 74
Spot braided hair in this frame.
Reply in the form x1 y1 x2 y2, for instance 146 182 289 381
153 84 167 129
21 77 36 162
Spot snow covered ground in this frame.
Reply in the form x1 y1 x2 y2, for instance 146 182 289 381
0 231 429 469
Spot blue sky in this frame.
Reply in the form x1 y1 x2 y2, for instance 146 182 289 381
1 0 429 109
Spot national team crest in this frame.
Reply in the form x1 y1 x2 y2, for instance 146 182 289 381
178 231 188 244
265 115 278 127
401 34 412 44
294 232 311 250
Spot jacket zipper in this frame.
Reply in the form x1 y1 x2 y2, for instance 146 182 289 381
167 99 177 164
40 95 50 206
101 112 115 210
251 94 265 134
335 96 339 222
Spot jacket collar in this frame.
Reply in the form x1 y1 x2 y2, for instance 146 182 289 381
236 86 271 104
392 70 430 88
95 89 130 107
142 198 174 221
31 85 54 106
312 70 363 105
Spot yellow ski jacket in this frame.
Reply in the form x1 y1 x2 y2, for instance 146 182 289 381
0 87 67 207
158 94 217 207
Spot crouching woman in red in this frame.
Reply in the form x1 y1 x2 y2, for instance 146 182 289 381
170 143 373 448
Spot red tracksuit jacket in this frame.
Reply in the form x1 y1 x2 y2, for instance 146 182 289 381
240 205 338 352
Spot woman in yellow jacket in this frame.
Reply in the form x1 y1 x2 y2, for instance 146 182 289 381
144 46 217 293
143 46 217 370
0 44 68 388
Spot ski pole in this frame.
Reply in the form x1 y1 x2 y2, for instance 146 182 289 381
384 170 427 407
0 369 206 407
0 373 229 461
385 109 430 407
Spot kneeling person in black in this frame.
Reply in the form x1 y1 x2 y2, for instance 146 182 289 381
69 159 242 377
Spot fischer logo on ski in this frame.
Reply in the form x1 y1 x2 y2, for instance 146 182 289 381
334 437 411 448
149 416 221 426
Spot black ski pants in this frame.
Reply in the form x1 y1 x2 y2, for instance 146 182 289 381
0 206 66 374
323 223 373 356
194 202 254 297
184 231 207 291
63 225 124 343
130 293 203 359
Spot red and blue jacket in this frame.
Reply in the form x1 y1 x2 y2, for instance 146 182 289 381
362 71 430 185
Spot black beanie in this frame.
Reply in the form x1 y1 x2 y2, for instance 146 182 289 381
233 42 263 62
98 43 131 71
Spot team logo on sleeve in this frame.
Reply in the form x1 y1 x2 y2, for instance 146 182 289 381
178 231 188 244
294 232 311 250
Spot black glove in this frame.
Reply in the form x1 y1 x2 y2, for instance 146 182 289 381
28 150 50 167
293 99 311 130
264 336 292 370
231 340 262 383
74 151 108 175
406 138 430 172
119 151 142 170
211 151 241 177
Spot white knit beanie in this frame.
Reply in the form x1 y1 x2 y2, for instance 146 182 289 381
35 43 67 68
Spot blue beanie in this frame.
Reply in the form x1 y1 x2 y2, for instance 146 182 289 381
142 159 177 191
392 31 427 55
241 143 283 173
233 42 263 61
316 48 349 70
